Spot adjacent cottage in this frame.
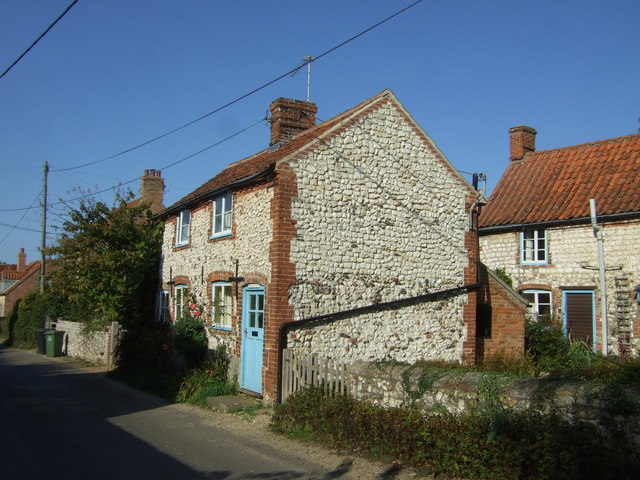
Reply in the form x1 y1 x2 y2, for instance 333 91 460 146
158 89 523 402
479 127 640 354
0 249 42 318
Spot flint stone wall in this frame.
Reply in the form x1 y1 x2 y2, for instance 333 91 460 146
288 100 472 363
55 320 119 365
480 220 640 352
348 362 640 449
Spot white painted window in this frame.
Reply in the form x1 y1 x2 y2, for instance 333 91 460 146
212 193 232 237
175 210 191 246
521 289 552 322
174 284 188 321
520 228 547 264
211 282 232 329
157 290 170 322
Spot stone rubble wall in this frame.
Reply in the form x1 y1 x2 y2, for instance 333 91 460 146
480 220 640 352
348 361 640 449
288 100 473 362
55 320 118 365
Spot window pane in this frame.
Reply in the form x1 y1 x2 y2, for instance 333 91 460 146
214 214 222 232
256 313 263 329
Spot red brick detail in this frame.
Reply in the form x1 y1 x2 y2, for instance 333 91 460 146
461 201 480 363
476 267 527 359
262 163 298 403
509 126 537 162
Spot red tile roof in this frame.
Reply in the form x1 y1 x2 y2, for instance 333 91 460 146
479 133 640 228
161 90 396 215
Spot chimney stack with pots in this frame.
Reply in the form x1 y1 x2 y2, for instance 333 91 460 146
269 98 317 147
17 248 26 272
140 169 165 215
509 126 537 162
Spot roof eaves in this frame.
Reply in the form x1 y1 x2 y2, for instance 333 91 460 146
478 210 640 234
157 165 274 218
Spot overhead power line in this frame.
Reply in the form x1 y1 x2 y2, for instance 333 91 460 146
0 190 42 245
53 0 423 173
0 118 263 213
0 0 80 81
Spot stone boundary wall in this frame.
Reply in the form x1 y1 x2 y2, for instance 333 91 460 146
55 320 120 365
347 362 640 449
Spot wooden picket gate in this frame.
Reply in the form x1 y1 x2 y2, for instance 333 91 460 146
281 349 350 402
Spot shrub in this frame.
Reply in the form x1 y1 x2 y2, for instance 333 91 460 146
271 387 638 480
12 291 49 348
172 315 208 368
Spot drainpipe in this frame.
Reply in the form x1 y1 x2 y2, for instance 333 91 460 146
590 199 608 356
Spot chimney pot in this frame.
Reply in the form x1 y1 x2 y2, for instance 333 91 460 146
509 126 537 162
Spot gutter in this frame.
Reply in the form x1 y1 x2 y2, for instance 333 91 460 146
275 282 480 404
154 166 274 219
479 211 640 234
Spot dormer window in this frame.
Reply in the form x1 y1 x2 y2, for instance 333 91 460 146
212 193 232 238
175 210 191 246
520 228 547 265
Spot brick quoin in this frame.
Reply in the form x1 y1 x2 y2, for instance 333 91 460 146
462 195 480 363
264 163 298 402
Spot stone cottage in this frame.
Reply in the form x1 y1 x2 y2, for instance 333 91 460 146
479 127 640 355
0 249 41 318
158 89 525 403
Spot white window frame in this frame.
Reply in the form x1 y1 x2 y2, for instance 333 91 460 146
211 193 233 238
175 210 191 246
157 290 170 323
211 282 232 330
522 289 552 322
520 228 547 265
174 284 188 321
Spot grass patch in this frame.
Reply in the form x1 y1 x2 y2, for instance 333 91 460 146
271 387 639 480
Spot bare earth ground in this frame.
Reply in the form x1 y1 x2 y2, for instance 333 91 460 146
57 355 425 480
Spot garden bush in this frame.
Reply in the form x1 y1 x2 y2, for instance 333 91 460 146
271 387 638 480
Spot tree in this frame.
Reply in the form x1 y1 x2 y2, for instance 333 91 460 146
47 191 162 332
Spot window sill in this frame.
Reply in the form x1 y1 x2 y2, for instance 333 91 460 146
520 261 548 266
209 326 232 332
209 232 232 240
173 242 190 249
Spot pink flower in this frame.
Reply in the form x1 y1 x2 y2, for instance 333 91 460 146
194 311 201 317
189 304 197 310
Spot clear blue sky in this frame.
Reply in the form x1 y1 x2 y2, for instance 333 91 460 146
1 0 638 265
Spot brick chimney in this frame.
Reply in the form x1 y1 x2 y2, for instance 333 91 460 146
140 169 165 215
17 248 26 272
509 126 537 162
269 98 317 146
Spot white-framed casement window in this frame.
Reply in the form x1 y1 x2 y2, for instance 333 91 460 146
211 282 232 329
157 290 170 322
521 289 552 322
175 210 191 246
520 228 547 264
211 193 232 238
174 284 188 321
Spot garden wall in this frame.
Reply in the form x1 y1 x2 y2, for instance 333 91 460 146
348 362 640 449
54 320 121 365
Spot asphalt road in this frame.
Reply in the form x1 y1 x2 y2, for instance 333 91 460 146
0 346 376 480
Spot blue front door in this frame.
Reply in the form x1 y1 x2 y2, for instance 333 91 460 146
240 286 265 393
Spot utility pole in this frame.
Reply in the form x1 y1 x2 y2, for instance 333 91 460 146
590 199 608 356
40 160 48 294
